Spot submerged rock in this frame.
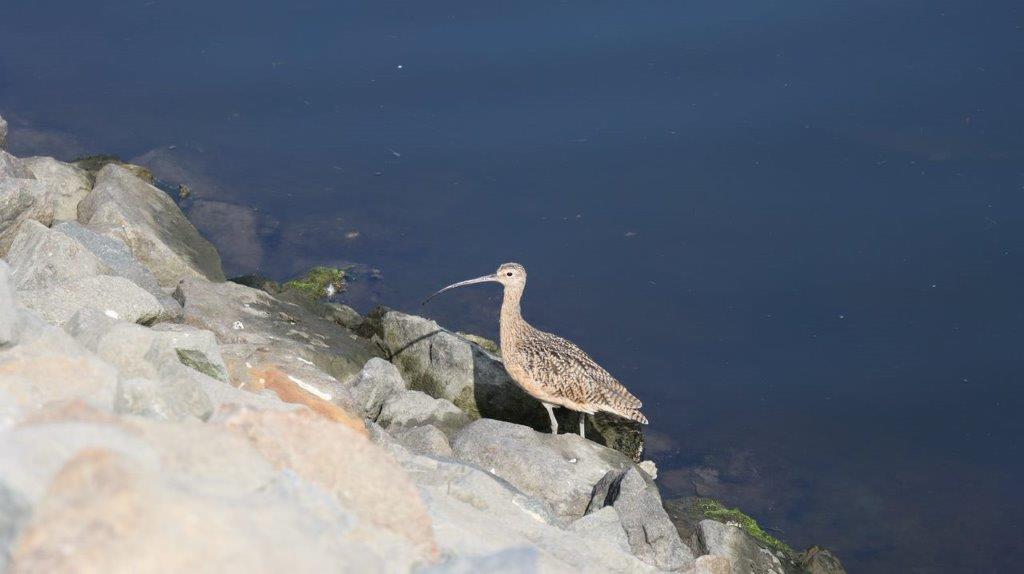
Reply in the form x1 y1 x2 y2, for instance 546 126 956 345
71 154 154 184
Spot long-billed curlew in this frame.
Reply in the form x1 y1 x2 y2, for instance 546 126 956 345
424 262 648 437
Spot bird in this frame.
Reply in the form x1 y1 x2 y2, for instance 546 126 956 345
423 262 647 437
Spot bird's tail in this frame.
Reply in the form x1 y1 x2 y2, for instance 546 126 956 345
627 409 649 425
602 404 648 425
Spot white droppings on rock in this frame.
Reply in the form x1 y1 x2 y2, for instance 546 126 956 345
287 374 332 401
232 321 244 330
104 309 120 320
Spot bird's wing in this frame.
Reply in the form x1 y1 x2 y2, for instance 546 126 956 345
519 330 643 409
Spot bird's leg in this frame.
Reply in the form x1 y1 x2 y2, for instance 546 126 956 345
543 403 558 434
579 413 586 438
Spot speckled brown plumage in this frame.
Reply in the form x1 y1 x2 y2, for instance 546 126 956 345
425 262 647 436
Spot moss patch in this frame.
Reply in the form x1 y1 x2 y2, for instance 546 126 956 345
695 498 793 555
282 266 348 300
176 349 227 382
71 154 155 184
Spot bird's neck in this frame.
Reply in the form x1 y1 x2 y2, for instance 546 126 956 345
499 284 525 343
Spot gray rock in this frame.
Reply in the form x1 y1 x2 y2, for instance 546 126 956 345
377 309 643 460
450 418 636 524
324 302 363 329
0 150 33 179
174 277 379 385
699 519 786 574
0 114 7 149
0 310 120 413
569 506 630 553
5 219 109 291
800 547 846 574
596 467 694 572
77 164 224 286
417 548 538 574
53 221 181 319
17 275 164 326
70 315 216 419
0 262 15 346
21 157 91 221
0 178 55 255
392 424 454 458
66 312 221 419
378 390 470 438
114 377 209 420
349 357 407 419
402 454 658 573
694 555 734 574
148 323 230 382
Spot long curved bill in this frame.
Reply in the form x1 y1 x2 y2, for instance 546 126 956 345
422 274 498 305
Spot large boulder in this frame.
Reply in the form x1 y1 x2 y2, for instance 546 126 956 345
588 467 695 572
174 277 379 387
65 312 221 420
699 519 786 574
348 357 407 419
5 439 386 572
377 390 470 438
450 418 636 524
212 406 439 564
53 221 181 318
77 164 224 286
21 157 91 221
0 262 15 345
374 308 643 460
400 453 659 573
5 219 109 291
0 178 54 255
0 300 120 416
17 275 164 327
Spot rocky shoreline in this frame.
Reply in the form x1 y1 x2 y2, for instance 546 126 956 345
0 114 844 573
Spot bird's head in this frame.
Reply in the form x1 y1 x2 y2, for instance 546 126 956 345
422 262 527 305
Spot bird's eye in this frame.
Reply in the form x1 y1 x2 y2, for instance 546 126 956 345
506 272 513 276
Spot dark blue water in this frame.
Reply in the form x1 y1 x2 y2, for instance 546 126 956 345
3 1 1023 571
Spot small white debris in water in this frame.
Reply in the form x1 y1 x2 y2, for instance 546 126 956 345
104 309 120 320
287 375 332 400
838 314 845 319
232 321 244 330
324 283 337 297
396 64 403 69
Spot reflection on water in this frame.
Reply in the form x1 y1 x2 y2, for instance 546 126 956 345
3 0 1024 571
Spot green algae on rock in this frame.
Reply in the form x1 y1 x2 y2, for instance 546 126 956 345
71 154 155 185
694 497 792 555
282 266 349 300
